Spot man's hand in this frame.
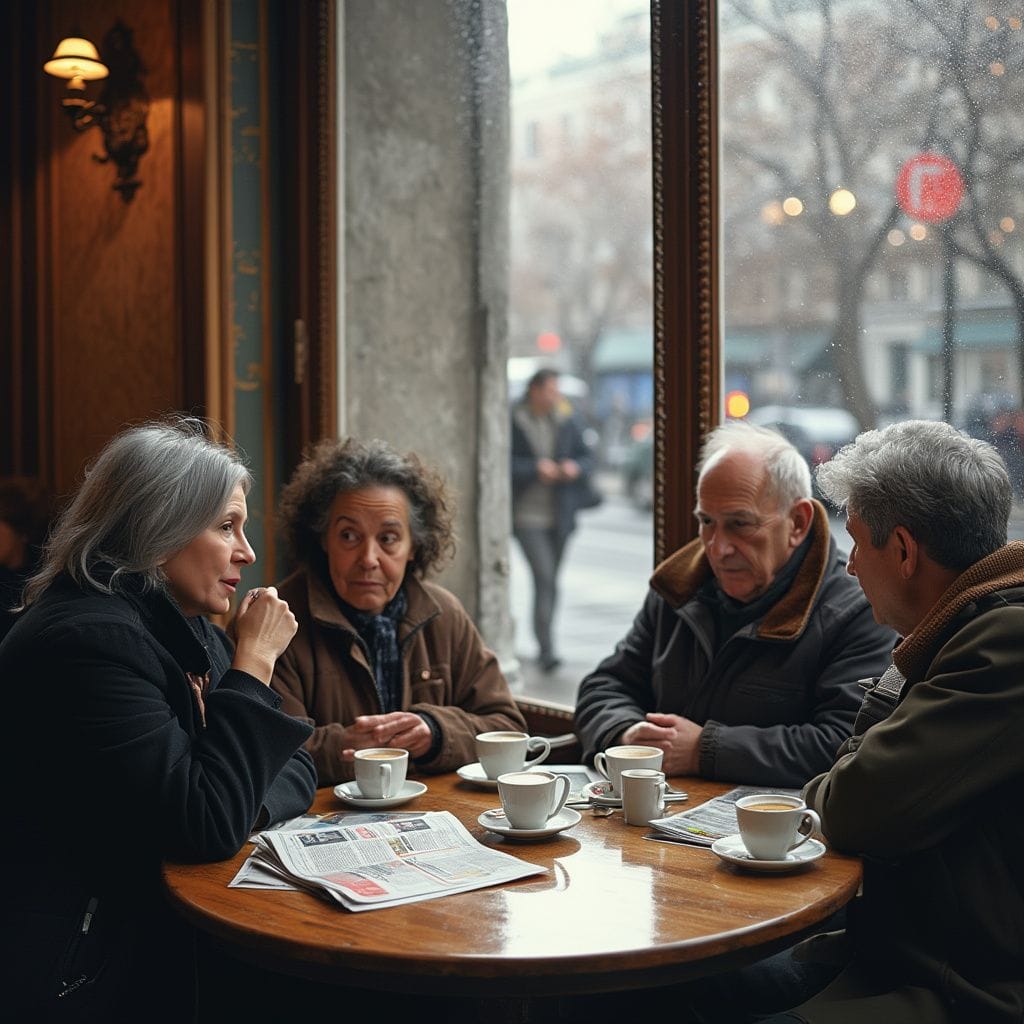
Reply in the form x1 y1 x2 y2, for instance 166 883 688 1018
559 458 581 481
620 712 703 776
340 712 433 760
536 458 561 484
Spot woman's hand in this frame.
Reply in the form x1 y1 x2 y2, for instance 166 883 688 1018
340 712 433 760
231 586 298 685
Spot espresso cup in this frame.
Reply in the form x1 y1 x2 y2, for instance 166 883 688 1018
496 770 571 830
735 794 821 861
475 731 551 780
353 748 409 799
620 768 667 826
593 745 663 796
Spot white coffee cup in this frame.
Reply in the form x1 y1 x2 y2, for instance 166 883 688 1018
353 748 409 799
621 768 667 826
593 745 663 796
475 731 551 780
496 770 571 830
735 793 821 861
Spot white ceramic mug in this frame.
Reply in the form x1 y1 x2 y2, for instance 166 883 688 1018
621 768 667 826
496 770 571 829
593 745 663 796
475 731 551 780
735 794 821 861
353 748 409 800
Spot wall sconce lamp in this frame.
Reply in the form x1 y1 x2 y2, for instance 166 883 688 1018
43 22 150 202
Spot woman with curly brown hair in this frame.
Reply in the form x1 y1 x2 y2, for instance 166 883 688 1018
272 437 526 785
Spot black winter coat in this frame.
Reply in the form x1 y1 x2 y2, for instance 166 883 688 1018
0 574 315 1019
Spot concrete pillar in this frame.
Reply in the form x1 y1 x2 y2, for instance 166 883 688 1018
341 0 516 670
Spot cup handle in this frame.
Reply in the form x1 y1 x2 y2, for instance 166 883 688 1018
381 762 393 799
656 781 667 816
524 736 551 769
548 774 571 819
790 809 821 850
593 752 608 779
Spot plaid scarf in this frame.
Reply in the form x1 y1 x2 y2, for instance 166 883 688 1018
341 588 408 713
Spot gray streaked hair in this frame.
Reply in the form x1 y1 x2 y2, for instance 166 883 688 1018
815 419 1010 571
23 417 251 605
697 420 812 508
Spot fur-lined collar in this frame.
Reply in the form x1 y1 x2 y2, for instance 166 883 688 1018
649 499 834 641
893 541 1024 680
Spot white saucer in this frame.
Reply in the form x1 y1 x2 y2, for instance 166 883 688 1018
332 780 428 809
711 834 826 873
477 806 582 840
581 779 621 806
455 762 502 789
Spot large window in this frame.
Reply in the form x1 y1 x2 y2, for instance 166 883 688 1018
718 0 1024 521
507 1 653 703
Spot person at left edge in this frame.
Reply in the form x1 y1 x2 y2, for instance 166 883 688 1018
0 417 316 1023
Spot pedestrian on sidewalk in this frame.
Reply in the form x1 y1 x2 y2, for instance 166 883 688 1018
511 368 598 673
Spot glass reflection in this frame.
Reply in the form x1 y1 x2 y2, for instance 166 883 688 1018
720 0 1024 533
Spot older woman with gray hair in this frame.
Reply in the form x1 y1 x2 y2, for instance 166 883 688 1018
272 436 526 785
0 418 315 1021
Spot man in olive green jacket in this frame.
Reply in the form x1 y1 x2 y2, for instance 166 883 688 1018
760 420 1024 1024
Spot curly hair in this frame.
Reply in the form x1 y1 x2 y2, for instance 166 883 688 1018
278 437 456 578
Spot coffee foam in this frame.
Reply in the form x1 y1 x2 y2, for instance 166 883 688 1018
500 773 547 785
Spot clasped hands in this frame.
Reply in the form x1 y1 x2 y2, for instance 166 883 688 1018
340 711 433 761
536 457 581 484
620 712 703 776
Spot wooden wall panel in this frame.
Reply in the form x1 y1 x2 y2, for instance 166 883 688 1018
44 0 186 494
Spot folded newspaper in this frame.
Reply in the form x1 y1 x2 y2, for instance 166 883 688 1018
646 785 801 847
231 810 546 911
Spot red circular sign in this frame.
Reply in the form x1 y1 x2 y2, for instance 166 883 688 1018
896 153 964 223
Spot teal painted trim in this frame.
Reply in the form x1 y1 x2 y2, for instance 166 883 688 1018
229 0 269 590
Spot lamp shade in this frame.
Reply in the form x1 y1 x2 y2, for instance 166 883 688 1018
43 38 109 81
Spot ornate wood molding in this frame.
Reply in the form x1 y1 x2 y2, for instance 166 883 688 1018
650 0 720 563
280 0 337 476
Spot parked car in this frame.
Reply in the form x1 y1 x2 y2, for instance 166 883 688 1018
745 405 860 468
745 405 860 505
621 405 860 512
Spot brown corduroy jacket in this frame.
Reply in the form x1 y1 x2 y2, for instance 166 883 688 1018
271 567 526 785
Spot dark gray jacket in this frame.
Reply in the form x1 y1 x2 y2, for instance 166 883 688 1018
574 502 895 787
511 402 595 541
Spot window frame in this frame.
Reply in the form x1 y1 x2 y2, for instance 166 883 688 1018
650 0 720 562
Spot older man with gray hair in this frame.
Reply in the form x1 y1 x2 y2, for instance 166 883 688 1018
574 420 894 787
746 419 1024 1024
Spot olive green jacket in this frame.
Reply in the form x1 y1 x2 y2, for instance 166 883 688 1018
805 542 1024 1022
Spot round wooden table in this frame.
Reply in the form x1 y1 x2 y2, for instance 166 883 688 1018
162 775 860 997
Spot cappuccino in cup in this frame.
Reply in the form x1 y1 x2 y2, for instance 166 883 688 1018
594 745 663 796
497 770 570 829
475 731 551 780
735 793 821 861
353 748 408 799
